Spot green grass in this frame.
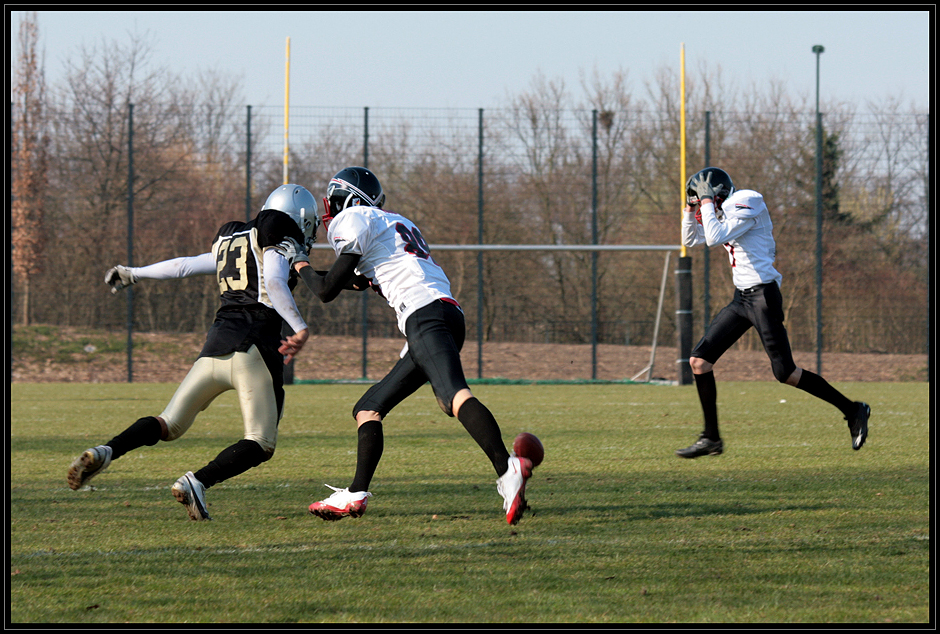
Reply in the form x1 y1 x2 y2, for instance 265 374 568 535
12 325 143 363
9 381 929 624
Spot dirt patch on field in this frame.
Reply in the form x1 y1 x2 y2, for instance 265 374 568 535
10 327 928 384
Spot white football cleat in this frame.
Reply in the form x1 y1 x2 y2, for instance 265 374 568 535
171 471 212 521
497 455 533 525
309 485 372 521
67 445 113 490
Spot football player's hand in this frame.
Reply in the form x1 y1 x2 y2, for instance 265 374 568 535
278 328 309 364
105 265 137 294
349 274 371 291
690 172 725 202
273 236 310 268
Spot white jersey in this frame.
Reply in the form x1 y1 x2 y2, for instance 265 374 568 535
327 205 455 334
681 189 782 290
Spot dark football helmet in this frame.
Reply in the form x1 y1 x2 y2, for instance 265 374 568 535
686 167 735 208
322 167 386 225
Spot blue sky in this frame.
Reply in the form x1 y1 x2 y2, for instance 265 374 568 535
9 10 931 111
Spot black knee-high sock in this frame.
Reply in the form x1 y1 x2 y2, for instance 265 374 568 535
693 371 721 441
106 416 163 460
795 370 856 417
194 439 267 489
350 420 384 493
456 397 511 476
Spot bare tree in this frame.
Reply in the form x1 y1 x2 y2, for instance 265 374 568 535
36 31 253 332
10 40 927 358
11 12 48 326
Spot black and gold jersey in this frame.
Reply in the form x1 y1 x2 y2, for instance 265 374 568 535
211 209 305 309
199 210 305 362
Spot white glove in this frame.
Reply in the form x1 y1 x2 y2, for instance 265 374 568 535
273 236 310 267
105 265 137 294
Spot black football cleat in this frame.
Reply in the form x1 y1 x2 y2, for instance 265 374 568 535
847 402 870 451
676 435 723 459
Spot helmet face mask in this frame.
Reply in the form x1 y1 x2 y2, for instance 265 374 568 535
686 167 735 211
262 184 320 248
322 167 385 226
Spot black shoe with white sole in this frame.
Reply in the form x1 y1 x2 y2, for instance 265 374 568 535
847 402 870 451
676 435 724 459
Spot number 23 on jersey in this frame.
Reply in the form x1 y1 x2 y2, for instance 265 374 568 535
215 235 250 292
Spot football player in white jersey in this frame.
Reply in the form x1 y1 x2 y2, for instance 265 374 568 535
67 185 316 520
278 166 535 525
678 167 870 458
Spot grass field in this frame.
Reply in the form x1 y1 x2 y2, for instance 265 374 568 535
9 381 930 624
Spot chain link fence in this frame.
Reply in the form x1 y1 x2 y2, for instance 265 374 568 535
11 102 930 381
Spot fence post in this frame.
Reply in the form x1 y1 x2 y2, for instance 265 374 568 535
815 111 824 375
361 106 370 380
126 102 135 383
477 108 484 379
591 109 599 380
703 111 711 329
245 105 252 222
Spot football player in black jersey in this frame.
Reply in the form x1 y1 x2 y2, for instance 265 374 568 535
67 185 318 521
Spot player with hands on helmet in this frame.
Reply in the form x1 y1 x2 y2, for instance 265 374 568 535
68 184 316 521
689 169 727 204
678 167 870 459
280 166 537 525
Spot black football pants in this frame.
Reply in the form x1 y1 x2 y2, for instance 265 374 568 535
353 299 469 418
690 281 797 382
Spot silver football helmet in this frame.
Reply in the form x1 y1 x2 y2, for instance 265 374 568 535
262 184 320 247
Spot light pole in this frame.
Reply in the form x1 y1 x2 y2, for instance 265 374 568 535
813 44 824 375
